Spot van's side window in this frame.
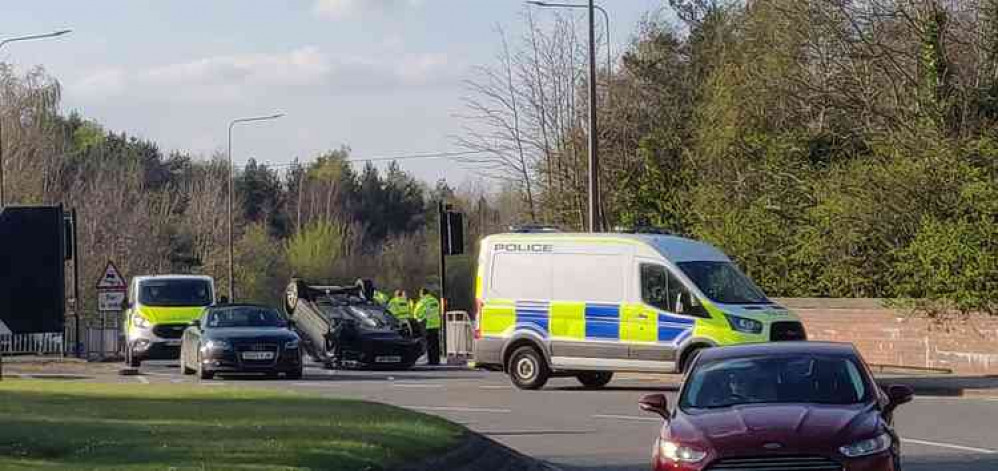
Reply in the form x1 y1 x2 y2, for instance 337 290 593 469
642 264 708 318
640 264 670 311
666 271 702 317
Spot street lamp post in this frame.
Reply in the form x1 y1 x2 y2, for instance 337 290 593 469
0 29 72 207
526 1 608 232
227 114 284 301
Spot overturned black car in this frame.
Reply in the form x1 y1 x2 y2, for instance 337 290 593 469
284 279 424 370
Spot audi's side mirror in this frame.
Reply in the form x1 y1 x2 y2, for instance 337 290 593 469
639 393 670 420
189 319 201 330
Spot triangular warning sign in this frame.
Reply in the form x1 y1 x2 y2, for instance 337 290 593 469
96 262 127 290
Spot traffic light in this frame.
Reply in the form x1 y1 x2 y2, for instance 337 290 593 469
444 211 464 255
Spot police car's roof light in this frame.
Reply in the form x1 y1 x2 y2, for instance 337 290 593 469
507 224 561 233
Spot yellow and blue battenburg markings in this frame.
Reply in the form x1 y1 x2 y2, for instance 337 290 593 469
504 300 696 345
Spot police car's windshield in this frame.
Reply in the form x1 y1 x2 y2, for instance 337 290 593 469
681 355 869 409
677 261 768 304
139 279 212 307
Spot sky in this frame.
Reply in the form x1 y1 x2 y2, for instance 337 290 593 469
3 0 666 186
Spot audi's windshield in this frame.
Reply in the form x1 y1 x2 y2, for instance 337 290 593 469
681 355 870 409
677 261 769 304
206 306 286 329
138 279 213 307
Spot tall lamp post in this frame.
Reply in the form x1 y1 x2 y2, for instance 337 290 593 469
526 1 608 232
0 29 72 207
227 113 284 301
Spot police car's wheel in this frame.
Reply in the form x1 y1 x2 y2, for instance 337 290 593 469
508 346 549 390
576 371 613 389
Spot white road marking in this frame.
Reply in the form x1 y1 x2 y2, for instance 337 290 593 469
135 375 150 384
199 382 227 386
903 438 997 454
591 414 662 423
392 383 443 389
408 406 512 414
480 385 511 390
142 371 178 377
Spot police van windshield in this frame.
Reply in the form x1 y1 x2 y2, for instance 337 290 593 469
139 279 213 307
677 261 769 304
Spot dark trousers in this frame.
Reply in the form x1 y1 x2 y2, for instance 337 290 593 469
426 328 441 365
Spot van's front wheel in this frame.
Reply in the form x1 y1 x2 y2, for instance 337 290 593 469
576 371 613 389
508 346 549 390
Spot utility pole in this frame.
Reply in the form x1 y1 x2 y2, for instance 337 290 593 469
226 113 284 301
587 0 600 232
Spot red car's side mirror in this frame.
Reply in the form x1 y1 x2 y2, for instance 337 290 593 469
884 384 914 414
639 393 670 420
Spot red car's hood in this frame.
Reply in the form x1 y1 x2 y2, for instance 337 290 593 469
669 403 881 456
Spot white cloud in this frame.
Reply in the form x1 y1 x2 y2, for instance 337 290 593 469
313 0 423 20
69 46 451 104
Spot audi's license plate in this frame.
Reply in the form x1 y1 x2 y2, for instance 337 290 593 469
164 339 182 346
242 351 274 360
375 356 401 363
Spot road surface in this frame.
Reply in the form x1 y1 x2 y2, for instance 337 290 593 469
119 362 998 470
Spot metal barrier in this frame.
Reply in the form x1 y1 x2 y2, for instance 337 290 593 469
0 332 65 356
445 311 473 358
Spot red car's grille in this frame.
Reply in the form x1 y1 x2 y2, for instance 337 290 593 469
708 455 842 471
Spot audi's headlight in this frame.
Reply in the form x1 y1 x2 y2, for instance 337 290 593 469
285 339 299 349
725 315 763 334
840 433 892 458
133 315 152 329
203 340 231 351
658 439 707 463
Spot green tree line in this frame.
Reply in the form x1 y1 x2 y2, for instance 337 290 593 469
461 0 996 314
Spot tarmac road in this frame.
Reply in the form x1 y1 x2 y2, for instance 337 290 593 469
120 362 998 471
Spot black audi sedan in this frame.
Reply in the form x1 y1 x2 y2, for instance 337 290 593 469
179 304 303 380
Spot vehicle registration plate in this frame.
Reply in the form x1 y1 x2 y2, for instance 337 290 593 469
376 356 401 363
164 339 182 346
242 351 274 360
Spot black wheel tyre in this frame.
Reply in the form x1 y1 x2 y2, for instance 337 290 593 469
576 371 613 389
508 346 550 390
197 354 214 380
179 350 195 375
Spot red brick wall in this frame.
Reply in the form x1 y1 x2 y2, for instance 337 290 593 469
776 299 998 375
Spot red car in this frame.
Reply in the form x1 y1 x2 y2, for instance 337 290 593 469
639 342 913 471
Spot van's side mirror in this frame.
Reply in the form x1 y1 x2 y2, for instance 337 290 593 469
884 384 914 414
639 394 670 420
218 296 229 305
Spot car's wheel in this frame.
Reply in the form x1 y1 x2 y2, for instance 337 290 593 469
507 346 550 390
196 353 214 380
127 345 141 368
179 349 195 375
576 371 613 389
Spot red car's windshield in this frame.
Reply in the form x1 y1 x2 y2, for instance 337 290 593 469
681 355 870 409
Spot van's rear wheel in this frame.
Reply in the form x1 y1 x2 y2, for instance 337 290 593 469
508 346 549 390
576 371 613 389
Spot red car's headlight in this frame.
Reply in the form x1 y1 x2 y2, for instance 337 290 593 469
840 433 892 458
658 438 707 463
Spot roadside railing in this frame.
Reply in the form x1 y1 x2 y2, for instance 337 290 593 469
445 311 473 361
0 332 65 356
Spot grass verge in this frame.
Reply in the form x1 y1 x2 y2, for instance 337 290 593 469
0 379 463 471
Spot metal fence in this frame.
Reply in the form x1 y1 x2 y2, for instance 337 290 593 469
445 310 473 358
0 332 65 356
64 316 123 360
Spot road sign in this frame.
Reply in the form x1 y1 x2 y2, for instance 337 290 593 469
96 262 126 290
98 291 127 312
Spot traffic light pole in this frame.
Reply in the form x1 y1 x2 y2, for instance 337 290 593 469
437 200 448 354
